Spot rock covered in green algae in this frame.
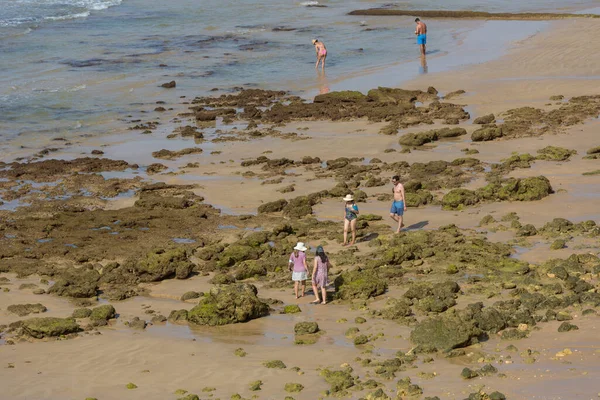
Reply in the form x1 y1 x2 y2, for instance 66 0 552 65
284 383 304 393
263 360 286 369
177 394 199 400
441 189 480 210
365 388 391 400
7 303 47 317
131 247 194 282
48 267 100 298
249 380 263 391
72 308 92 318
234 348 247 357
187 283 269 326
126 383 137 389
473 114 495 124
465 391 506 400
471 125 503 141
20 317 80 338
90 305 116 322
217 245 260 268
396 377 423 397
257 199 288 213
334 270 387 300
379 298 412 320
320 368 355 393
550 239 566 250
283 304 301 314
399 127 467 146
517 224 537 237
180 291 201 301
536 146 577 161
294 322 319 335
558 322 579 332
410 311 482 352
168 309 188 322
282 195 315 218
233 260 268 280
354 334 369 345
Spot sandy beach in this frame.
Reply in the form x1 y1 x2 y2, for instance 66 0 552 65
1 9 600 400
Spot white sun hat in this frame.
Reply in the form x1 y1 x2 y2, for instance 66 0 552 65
294 242 308 252
343 194 354 202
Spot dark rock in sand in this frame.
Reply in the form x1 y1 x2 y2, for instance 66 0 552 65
90 305 116 323
517 224 537 237
146 163 168 174
130 247 194 282
181 291 201 301
161 81 176 88
473 114 495 124
471 125 503 141
294 322 319 335
443 90 466 99
152 148 203 160
187 283 269 326
410 311 482 352
258 199 288 213
398 127 467 147
442 189 480 210
334 270 387 300
536 146 577 161
7 303 47 317
19 317 80 338
126 317 147 330
168 309 189 322
72 308 92 318
557 322 579 332
49 268 100 298
282 196 314 218
91 150 104 155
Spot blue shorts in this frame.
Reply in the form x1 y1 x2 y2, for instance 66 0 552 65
390 201 404 216
417 34 427 45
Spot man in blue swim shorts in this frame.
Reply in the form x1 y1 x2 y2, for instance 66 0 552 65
390 175 407 234
415 18 427 56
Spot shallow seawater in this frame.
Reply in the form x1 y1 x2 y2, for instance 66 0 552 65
1 0 597 145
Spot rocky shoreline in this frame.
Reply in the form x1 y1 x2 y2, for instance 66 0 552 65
1 84 600 399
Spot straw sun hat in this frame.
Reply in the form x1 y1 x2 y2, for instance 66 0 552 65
343 194 354 202
311 39 318 44
294 242 308 252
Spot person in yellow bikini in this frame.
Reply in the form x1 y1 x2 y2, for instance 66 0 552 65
312 39 327 70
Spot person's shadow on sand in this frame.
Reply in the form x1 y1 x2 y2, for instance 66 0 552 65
405 220 429 230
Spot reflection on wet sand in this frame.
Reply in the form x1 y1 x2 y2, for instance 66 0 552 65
419 55 428 74
317 70 330 94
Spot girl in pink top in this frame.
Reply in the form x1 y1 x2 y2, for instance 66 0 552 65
289 242 309 299
311 246 331 305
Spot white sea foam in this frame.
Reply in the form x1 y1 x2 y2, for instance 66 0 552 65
300 1 320 6
0 0 122 28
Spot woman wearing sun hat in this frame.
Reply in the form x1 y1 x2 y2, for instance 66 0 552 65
289 242 309 299
343 194 359 246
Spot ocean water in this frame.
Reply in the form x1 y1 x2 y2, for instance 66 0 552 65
0 0 598 141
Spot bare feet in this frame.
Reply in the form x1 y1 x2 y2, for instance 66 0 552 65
321 301 327 305
395 230 401 234
349 241 355 246
311 299 320 304
342 243 348 247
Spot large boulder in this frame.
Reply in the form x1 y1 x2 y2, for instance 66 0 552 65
441 189 480 210
187 283 269 326
499 176 553 201
258 199 288 213
410 312 481 352
282 196 314 218
471 126 503 142
48 267 100 298
132 248 194 282
314 91 366 104
7 303 47 317
334 270 387 300
20 317 80 338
